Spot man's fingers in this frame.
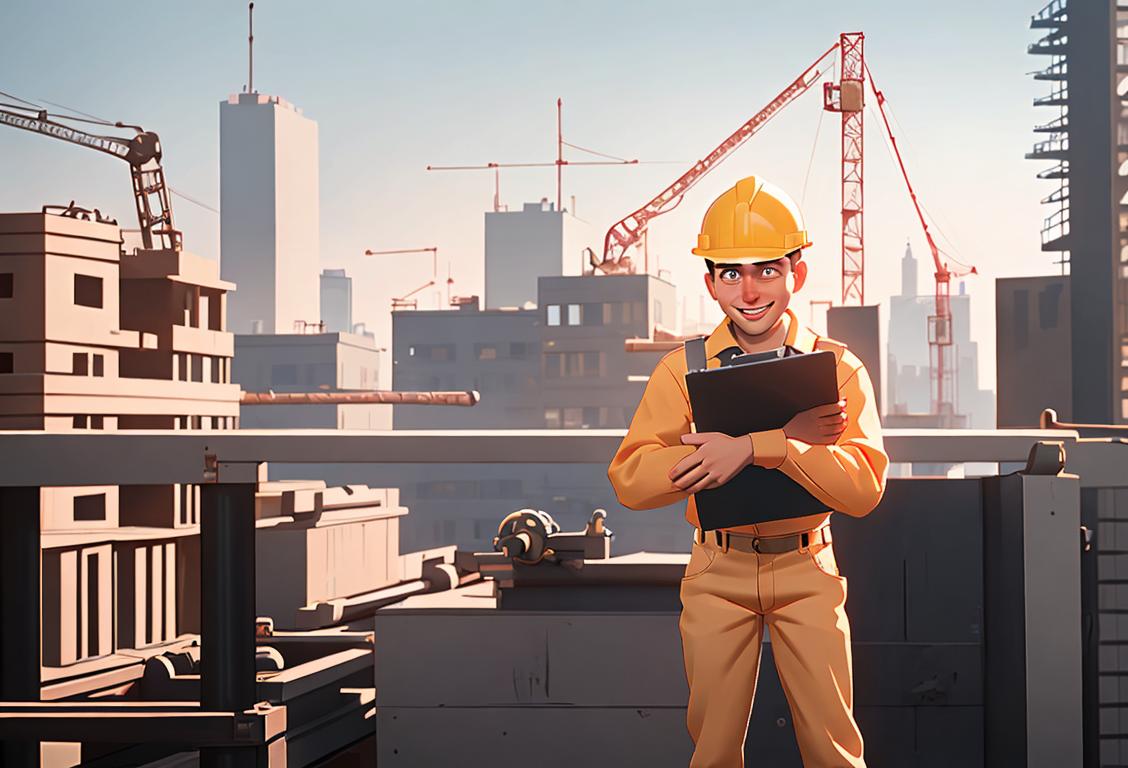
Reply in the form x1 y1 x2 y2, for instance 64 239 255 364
669 452 705 480
809 402 844 417
673 464 710 490
681 432 722 446
816 412 847 424
686 473 717 494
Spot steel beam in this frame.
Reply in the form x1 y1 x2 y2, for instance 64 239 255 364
0 487 40 767
0 429 1081 487
200 483 258 768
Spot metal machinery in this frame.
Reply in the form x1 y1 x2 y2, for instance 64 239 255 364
599 32 975 417
0 103 181 250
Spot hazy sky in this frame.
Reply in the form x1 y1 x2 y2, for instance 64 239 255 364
0 1 1051 390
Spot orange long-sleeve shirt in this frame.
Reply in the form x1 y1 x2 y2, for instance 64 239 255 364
608 309 888 537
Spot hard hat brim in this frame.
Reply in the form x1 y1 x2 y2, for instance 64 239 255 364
690 242 812 264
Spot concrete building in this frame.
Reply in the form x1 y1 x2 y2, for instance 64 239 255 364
320 268 352 333
886 242 994 428
355 272 683 554
233 331 389 429
1027 1 1126 422
0 209 239 668
220 92 320 335
483 200 597 309
996 274 1072 427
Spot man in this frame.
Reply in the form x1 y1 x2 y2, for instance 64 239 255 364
608 175 887 768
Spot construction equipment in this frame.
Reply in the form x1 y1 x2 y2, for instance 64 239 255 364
426 99 643 213
0 103 181 250
600 33 973 417
600 42 837 278
867 66 976 416
364 247 449 310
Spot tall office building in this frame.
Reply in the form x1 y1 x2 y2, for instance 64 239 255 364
320 268 353 333
1027 1 1125 423
484 200 597 309
220 92 320 335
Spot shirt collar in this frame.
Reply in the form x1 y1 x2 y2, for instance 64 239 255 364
703 308 819 361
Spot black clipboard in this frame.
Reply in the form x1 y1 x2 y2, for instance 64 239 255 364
684 348 839 530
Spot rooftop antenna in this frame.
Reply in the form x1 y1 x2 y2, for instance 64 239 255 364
248 2 255 94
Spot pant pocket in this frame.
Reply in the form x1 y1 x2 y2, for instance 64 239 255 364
809 541 846 581
683 541 717 580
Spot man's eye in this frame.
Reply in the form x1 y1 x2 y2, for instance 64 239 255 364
761 267 778 277
721 270 740 281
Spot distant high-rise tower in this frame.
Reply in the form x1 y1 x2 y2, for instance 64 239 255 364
901 240 918 297
320 268 353 333
220 92 320 334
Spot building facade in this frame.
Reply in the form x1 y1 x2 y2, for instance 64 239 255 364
1027 0 1126 422
320 268 353 333
220 92 320 335
483 200 597 310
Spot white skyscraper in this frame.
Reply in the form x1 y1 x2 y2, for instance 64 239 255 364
220 92 319 334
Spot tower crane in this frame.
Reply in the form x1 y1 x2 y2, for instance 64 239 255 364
599 33 975 417
364 247 450 310
0 103 181 250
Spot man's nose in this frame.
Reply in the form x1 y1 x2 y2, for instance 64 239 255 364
741 275 760 303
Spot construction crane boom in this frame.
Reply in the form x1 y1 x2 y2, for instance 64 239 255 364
866 65 976 417
599 42 839 273
0 105 180 250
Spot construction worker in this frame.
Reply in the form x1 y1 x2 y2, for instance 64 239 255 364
608 175 887 768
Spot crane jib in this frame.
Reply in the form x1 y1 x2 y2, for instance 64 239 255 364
0 110 130 160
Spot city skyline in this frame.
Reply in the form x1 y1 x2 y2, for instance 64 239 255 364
0 1 1046 390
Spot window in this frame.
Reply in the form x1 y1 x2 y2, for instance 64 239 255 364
603 303 615 325
74 274 103 308
0 272 12 298
545 408 561 428
476 344 498 360
271 364 298 386
582 302 604 326
90 415 104 430
654 300 664 325
546 305 561 326
0 352 11 374
567 304 581 326
92 354 104 377
74 493 107 521
545 352 563 379
1039 283 1064 330
73 352 88 376
562 407 584 428
72 415 87 429
509 342 527 359
429 344 455 362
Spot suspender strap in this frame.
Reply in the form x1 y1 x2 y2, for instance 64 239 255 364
684 336 707 372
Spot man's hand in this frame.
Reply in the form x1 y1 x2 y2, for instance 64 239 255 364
668 432 754 494
784 399 848 445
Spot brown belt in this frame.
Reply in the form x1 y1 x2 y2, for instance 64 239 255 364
694 525 832 554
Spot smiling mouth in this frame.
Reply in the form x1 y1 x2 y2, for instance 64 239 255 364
736 302 773 320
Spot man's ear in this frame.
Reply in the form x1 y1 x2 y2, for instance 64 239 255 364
703 271 717 300
791 258 808 293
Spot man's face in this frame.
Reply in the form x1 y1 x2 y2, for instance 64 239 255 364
703 256 807 338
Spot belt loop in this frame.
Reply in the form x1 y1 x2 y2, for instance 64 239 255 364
722 531 730 553
713 530 721 549
801 531 810 551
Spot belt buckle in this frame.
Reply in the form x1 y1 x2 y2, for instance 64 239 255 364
750 537 762 553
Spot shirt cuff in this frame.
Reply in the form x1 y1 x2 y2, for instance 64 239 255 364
749 429 788 469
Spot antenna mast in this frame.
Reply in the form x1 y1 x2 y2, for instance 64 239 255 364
248 2 255 93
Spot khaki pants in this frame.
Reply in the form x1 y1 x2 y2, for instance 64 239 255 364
678 532 865 768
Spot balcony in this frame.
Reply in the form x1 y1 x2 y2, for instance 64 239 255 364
1028 29 1068 55
1026 134 1069 160
1034 114 1069 133
1030 0 1067 29
1030 57 1068 81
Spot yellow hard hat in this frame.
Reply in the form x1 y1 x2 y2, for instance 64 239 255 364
691 175 812 263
